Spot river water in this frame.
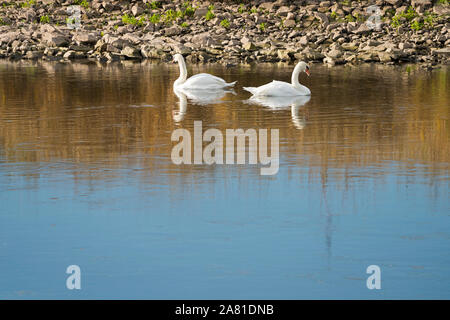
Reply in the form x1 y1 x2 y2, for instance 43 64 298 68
0 60 448 299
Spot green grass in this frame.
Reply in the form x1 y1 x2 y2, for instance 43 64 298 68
437 0 449 4
258 22 266 31
148 1 161 10
238 4 245 14
182 2 196 17
205 8 215 21
74 0 89 9
21 0 35 8
180 22 188 28
40 15 50 24
149 13 161 24
220 18 230 28
424 12 437 27
122 13 145 27
410 20 423 31
344 14 355 22
162 9 183 23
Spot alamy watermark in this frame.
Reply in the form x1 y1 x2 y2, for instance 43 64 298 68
366 5 382 30
171 121 279 175
67 5 82 30
66 265 81 290
366 265 381 290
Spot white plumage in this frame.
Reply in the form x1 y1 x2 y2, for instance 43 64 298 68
244 61 311 97
173 54 236 90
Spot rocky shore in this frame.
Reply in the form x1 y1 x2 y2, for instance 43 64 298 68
0 0 449 67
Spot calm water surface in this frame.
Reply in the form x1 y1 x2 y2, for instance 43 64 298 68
0 61 448 299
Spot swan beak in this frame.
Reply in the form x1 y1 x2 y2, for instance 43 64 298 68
305 69 310 77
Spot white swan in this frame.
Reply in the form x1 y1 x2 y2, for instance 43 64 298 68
244 61 311 97
173 54 236 90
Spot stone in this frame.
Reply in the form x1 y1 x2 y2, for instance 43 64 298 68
131 4 143 17
73 33 98 45
121 46 141 58
378 52 393 62
314 12 329 27
327 48 342 59
165 26 181 36
42 33 68 47
243 42 257 51
284 19 296 28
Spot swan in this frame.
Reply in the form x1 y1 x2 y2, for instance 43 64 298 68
173 54 236 90
243 61 311 97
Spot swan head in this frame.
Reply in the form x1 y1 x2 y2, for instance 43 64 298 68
296 61 310 76
173 53 184 63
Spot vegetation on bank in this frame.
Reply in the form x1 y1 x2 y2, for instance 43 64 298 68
0 0 448 35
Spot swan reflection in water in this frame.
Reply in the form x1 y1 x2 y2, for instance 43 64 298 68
245 95 311 129
173 87 235 122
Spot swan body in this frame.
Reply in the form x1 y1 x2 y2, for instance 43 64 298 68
244 61 311 97
173 54 236 90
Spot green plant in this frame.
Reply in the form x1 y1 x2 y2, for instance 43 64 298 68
180 21 188 28
424 12 436 27
391 15 401 28
149 1 161 10
100 31 104 37
205 7 215 21
21 0 35 8
122 13 145 26
410 20 423 31
183 4 195 17
220 18 230 28
238 4 245 14
437 0 449 4
149 13 160 24
258 22 266 31
403 6 417 21
344 14 355 22
74 0 89 9
330 11 338 20
250 8 257 14
40 15 50 23
113 25 118 30
162 9 182 23
0 18 5 25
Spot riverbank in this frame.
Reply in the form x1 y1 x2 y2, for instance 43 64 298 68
0 0 449 67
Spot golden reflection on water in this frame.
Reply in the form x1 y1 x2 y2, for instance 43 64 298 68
0 60 448 184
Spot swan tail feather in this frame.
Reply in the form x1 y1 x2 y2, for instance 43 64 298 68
225 80 237 87
243 87 257 95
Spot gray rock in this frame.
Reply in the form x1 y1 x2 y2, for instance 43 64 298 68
131 4 143 17
165 26 181 36
73 33 98 45
121 46 141 59
42 33 68 47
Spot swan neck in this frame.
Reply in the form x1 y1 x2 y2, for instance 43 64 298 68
291 65 301 88
177 57 188 84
